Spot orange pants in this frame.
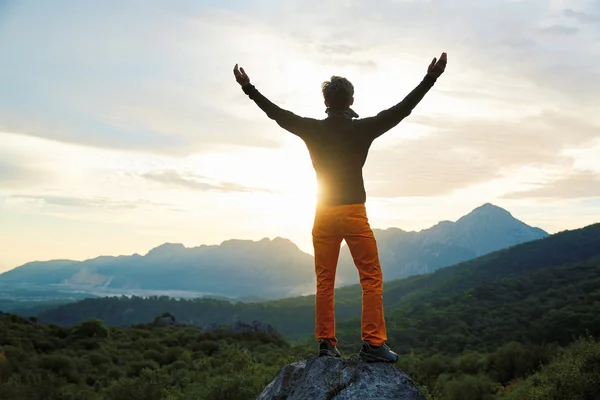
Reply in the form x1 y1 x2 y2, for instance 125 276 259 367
312 203 387 347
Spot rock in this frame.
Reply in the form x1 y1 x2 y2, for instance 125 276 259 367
153 312 176 326
156 317 175 325
203 322 220 332
257 355 426 400
231 320 276 336
203 320 278 337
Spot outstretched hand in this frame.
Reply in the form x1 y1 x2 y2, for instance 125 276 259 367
233 64 251 87
427 52 447 78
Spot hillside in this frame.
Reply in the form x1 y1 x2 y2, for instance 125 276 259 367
337 203 548 283
37 223 600 347
4 264 600 398
340 259 600 355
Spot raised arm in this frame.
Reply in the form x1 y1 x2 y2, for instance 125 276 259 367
233 64 313 138
359 53 447 140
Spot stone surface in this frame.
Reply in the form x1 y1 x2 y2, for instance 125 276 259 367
257 355 426 400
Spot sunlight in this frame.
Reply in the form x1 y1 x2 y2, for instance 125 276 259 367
187 143 318 228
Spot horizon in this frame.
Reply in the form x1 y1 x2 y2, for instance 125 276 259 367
3 202 596 272
1 1 599 273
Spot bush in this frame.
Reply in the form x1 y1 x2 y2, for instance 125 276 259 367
506 336 600 399
103 368 174 400
71 319 110 339
88 352 112 367
435 374 500 400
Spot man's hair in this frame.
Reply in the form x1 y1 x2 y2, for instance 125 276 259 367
321 76 354 109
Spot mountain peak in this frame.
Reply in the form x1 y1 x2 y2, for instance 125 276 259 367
457 203 516 226
470 203 511 216
219 237 299 251
146 243 186 257
272 236 299 249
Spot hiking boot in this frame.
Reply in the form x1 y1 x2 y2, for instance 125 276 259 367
318 340 341 358
359 341 398 363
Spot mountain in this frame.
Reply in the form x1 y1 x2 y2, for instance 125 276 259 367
336 203 548 283
36 223 600 348
1 203 548 300
0 237 315 299
8 222 600 400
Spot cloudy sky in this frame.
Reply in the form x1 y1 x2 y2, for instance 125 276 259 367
1 0 599 272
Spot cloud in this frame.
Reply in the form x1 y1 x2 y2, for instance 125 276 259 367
365 137 500 198
0 0 598 208
538 25 579 35
364 110 600 198
564 8 600 24
0 0 597 158
7 195 173 210
0 111 193 155
501 171 600 199
0 160 49 188
0 1 286 156
140 169 272 193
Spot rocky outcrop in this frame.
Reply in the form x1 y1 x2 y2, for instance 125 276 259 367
257 356 426 400
203 320 278 337
230 320 277 335
153 312 177 326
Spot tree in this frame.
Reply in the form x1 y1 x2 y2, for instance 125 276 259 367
71 318 110 339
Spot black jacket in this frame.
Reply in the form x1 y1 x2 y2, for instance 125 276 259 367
242 75 437 206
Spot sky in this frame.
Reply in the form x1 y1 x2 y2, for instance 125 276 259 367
0 0 599 273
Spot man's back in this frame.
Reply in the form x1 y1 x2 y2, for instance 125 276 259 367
303 112 374 206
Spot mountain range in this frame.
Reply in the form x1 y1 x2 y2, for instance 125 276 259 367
7 220 600 400
0 203 548 299
35 221 600 348
337 202 548 284
0 237 313 299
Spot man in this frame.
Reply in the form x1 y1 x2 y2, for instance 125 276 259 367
233 52 447 362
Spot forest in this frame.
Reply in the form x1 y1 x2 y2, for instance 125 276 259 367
1 223 600 399
1 311 599 399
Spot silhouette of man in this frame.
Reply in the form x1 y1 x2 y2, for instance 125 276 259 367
234 52 447 362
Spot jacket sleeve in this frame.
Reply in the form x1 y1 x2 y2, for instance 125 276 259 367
242 84 314 138
358 74 437 140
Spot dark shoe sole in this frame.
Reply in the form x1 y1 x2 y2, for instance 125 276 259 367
319 349 341 358
359 350 398 363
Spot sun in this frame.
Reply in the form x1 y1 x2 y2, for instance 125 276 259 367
190 144 318 230
246 144 318 230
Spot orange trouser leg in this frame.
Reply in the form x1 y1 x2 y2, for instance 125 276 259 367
341 204 387 347
312 206 343 346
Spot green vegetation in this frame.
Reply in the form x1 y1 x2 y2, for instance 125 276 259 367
1 223 599 399
401 335 600 399
1 313 599 399
504 335 600 400
336 260 600 356
0 299 77 317
0 313 299 400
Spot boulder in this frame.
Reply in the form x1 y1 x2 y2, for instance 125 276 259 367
257 355 426 400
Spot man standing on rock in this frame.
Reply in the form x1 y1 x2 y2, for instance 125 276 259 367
234 52 447 362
